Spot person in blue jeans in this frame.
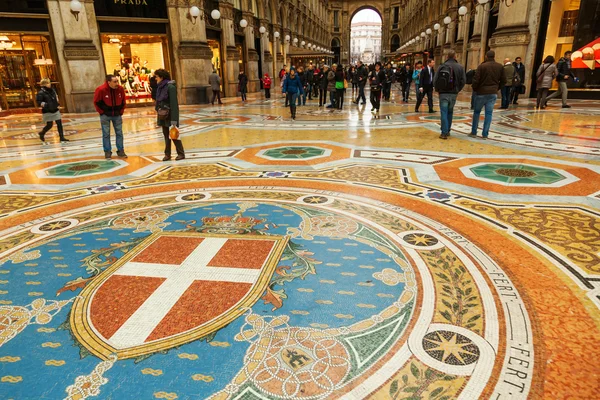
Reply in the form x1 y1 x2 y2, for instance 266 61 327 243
282 68 304 120
433 50 466 140
93 74 127 159
500 58 514 109
470 50 505 139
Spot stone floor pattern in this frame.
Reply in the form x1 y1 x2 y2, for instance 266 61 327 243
0 91 599 400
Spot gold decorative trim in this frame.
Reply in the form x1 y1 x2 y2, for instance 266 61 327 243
70 231 288 360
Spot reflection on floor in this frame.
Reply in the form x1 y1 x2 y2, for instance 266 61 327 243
0 90 599 399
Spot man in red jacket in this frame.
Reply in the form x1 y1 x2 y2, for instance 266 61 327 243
93 75 127 159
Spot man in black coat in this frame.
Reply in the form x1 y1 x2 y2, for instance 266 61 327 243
511 56 525 105
353 60 368 105
416 59 435 113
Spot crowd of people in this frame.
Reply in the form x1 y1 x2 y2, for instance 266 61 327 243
33 49 577 154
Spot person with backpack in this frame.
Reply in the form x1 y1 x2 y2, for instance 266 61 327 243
544 50 574 108
433 50 466 140
511 56 525 105
470 50 505 139
335 64 346 110
535 56 557 109
500 58 515 109
369 62 386 115
154 69 185 161
411 61 422 103
416 59 435 113
36 78 69 143
353 60 368 105
282 67 304 120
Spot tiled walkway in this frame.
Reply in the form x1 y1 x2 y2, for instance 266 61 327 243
0 90 599 399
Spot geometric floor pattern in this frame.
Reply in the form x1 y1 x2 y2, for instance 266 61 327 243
0 90 599 399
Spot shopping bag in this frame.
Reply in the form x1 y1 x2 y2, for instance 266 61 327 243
169 125 180 140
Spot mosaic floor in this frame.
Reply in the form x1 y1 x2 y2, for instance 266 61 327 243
0 90 599 400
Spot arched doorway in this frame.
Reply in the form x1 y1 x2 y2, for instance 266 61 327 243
390 34 400 53
331 37 341 65
350 8 382 65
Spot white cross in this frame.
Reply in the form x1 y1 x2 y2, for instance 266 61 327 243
107 238 263 349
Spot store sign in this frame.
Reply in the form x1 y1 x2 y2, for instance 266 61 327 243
571 38 600 70
94 0 168 19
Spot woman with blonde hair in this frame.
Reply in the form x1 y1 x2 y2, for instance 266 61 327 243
36 78 68 142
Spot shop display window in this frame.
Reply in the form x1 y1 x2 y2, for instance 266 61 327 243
0 34 59 111
101 34 169 104
208 39 223 82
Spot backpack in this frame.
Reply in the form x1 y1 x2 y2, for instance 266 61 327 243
435 63 454 92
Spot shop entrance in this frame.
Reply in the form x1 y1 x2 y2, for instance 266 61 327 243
100 33 170 104
0 33 60 111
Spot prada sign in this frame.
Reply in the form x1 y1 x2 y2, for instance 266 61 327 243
94 0 168 19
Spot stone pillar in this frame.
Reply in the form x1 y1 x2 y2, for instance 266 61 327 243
219 1 239 97
47 0 105 113
168 0 213 104
242 12 259 92
467 5 486 70
488 1 531 68
283 29 291 66
259 19 272 86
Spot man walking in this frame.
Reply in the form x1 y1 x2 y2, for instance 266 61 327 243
353 60 367 105
545 50 574 108
470 50 505 139
416 59 435 113
93 75 127 159
500 58 514 109
382 62 394 101
209 69 223 105
511 56 525 104
433 50 466 140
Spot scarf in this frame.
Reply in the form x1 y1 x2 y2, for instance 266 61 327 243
155 79 170 103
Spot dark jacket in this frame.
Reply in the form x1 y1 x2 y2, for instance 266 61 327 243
335 69 345 85
155 81 179 127
512 62 525 86
356 64 368 86
283 74 304 95
319 69 329 90
555 57 573 82
369 69 385 90
298 71 308 87
150 76 158 100
419 65 435 89
238 73 248 91
434 58 467 94
348 69 357 84
93 82 126 116
397 68 412 86
472 59 505 95
384 67 394 84
36 87 60 113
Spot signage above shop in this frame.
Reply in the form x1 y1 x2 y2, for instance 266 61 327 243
94 0 168 19
0 0 48 14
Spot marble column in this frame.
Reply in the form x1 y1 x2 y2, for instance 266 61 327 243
467 5 486 71
242 11 259 92
219 1 239 98
168 0 214 104
47 0 105 113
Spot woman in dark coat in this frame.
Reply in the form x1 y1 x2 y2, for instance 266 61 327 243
335 65 346 110
36 78 68 142
154 69 185 161
238 71 248 102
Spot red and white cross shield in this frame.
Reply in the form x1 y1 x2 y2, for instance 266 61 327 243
71 232 288 360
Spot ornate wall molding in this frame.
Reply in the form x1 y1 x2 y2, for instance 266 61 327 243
226 45 240 60
248 49 260 61
63 40 99 60
179 41 213 59
489 28 531 48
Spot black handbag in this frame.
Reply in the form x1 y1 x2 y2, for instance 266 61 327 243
157 105 170 121
519 85 526 95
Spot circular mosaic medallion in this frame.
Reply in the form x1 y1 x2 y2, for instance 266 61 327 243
38 160 126 178
466 163 570 186
260 146 330 160
0 187 530 399
422 330 480 366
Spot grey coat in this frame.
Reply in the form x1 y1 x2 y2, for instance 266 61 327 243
536 63 557 89
208 73 221 91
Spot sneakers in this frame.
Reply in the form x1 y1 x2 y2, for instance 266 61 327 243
117 150 128 158
562 104 571 108
175 155 185 161
104 151 112 159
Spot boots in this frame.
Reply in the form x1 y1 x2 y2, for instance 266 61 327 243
291 106 296 120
